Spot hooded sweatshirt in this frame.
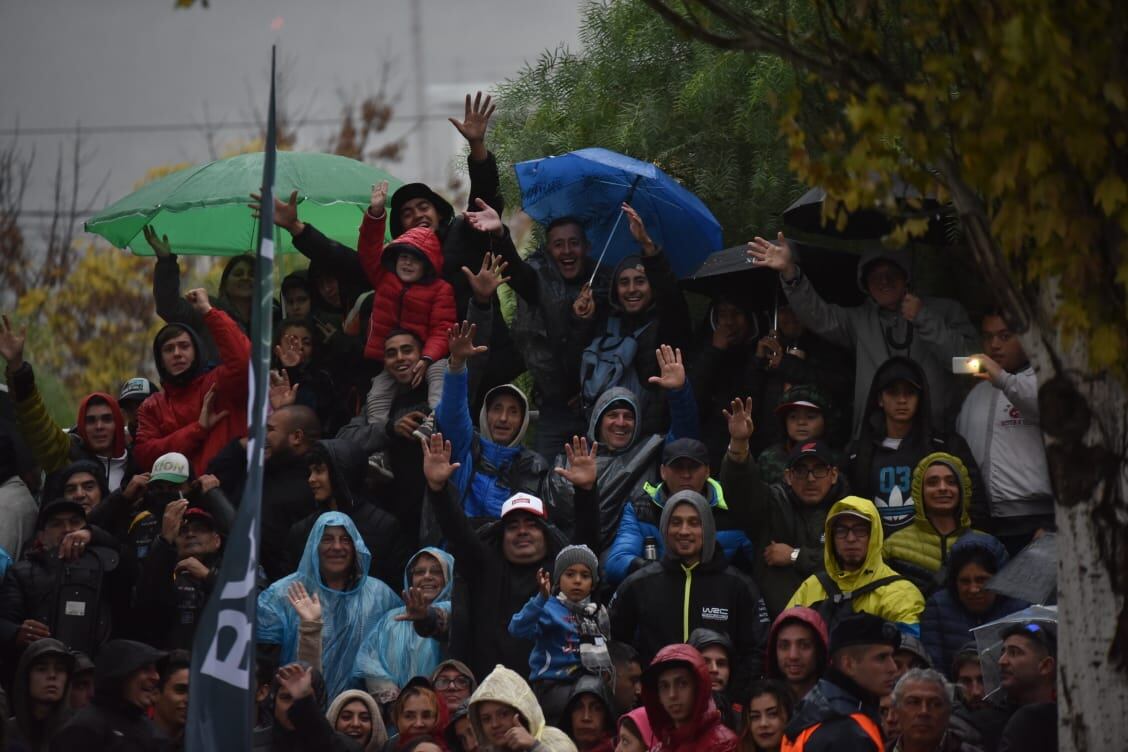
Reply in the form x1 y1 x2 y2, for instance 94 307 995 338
285 439 411 592
559 674 617 752
782 247 978 435
6 638 74 752
610 491 770 703
355 547 455 690
617 707 655 750
357 211 457 362
883 452 987 592
640 644 738 752
436 366 549 522
468 665 576 752
326 689 389 752
764 607 829 696
257 512 402 698
846 356 987 536
49 639 168 752
544 384 699 551
786 496 926 636
134 312 251 474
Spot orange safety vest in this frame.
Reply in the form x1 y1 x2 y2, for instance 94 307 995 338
781 712 884 752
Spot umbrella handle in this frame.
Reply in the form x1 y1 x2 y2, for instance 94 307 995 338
587 176 643 287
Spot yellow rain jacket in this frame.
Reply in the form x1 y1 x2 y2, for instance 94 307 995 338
469 665 577 752
786 496 925 635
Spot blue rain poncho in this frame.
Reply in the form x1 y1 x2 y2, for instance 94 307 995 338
256 511 401 698
354 546 454 690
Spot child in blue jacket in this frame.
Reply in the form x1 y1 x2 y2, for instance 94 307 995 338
508 544 611 719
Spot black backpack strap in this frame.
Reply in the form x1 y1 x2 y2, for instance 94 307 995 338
815 570 844 603
844 574 905 600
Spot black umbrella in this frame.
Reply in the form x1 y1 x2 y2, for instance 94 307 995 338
680 242 865 308
783 181 953 245
988 532 1057 605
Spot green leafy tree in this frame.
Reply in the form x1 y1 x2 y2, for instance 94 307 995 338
490 0 812 245
642 0 1128 746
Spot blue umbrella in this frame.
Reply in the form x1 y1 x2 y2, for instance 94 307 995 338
514 148 723 279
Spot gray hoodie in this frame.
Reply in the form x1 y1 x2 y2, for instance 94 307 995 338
784 248 977 435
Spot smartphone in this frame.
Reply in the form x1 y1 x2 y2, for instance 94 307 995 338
952 356 982 374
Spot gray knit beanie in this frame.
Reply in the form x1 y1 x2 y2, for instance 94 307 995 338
553 544 600 587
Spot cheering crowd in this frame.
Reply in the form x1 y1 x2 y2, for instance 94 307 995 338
0 92 1058 752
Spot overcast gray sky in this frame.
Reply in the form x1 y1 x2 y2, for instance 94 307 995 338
0 0 583 229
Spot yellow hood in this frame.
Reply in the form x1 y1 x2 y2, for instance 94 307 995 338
823 496 894 591
469 665 577 751
909 452 973 530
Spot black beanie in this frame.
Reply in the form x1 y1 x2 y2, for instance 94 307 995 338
829 613 901 654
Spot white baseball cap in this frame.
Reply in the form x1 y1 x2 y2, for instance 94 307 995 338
500 493 547 520
150 452 190 484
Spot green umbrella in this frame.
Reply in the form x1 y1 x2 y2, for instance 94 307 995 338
85 151 403 256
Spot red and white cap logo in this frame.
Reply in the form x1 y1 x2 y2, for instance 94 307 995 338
500 493 548 520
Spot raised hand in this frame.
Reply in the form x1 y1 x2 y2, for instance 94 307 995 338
198 385 230 431
622 203 656 255
275 663 314 700
901 292 923 321
421 432 461 492
502 724 537 751
447 321 489 371
395 410 426 440
647 344 686 391
269 369 300 410
370 181 389 217
142 225 173 258
970 353 1004 384
553 436 598 491
14 619 50 647
449 91 496 160
122 472 151 503
0 314 27 372
195 473 221 494
755 335 783 369
287 581 322 622
461 251 511 304
161 498 190 543
463 197 504 237
536 568 553 599
723 397 755 461
572 285 594 320
185 288 212 315
274 332 304 368
394 586 430 622
250 189 304 235
746 232 797 279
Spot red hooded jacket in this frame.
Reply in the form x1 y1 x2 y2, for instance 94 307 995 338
357 211 457 363
641 644 739 752
75 392 128 460
765 606 830 683
134 308 250 474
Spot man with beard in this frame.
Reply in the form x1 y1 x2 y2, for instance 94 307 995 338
765 607 830 702
207 404 321 582
50 639 168 751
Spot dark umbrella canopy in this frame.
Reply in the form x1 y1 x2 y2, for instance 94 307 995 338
783 181 952 245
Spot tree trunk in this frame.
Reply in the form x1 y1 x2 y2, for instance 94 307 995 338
1027 281 1128 752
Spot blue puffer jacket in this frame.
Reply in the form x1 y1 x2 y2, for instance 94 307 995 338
604 478 755 587
508 592 610 682
920 534 1030 674
436 366 548 521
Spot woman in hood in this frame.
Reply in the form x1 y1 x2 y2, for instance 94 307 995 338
257 511 402 699
385 682 450 751
5 638 74 752
327 688 389 752
614 707 654 752
919 535 1029 672
356 547 455 700
468 665 576 752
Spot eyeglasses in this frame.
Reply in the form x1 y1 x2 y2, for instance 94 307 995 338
411 567 444 579
789 464 830 479
832 525 871 540
434 676 471 690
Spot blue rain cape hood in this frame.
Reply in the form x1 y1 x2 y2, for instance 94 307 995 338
354 546 455 689
256 511 401 698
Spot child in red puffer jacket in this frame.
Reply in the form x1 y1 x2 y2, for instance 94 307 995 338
359 181 457 456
